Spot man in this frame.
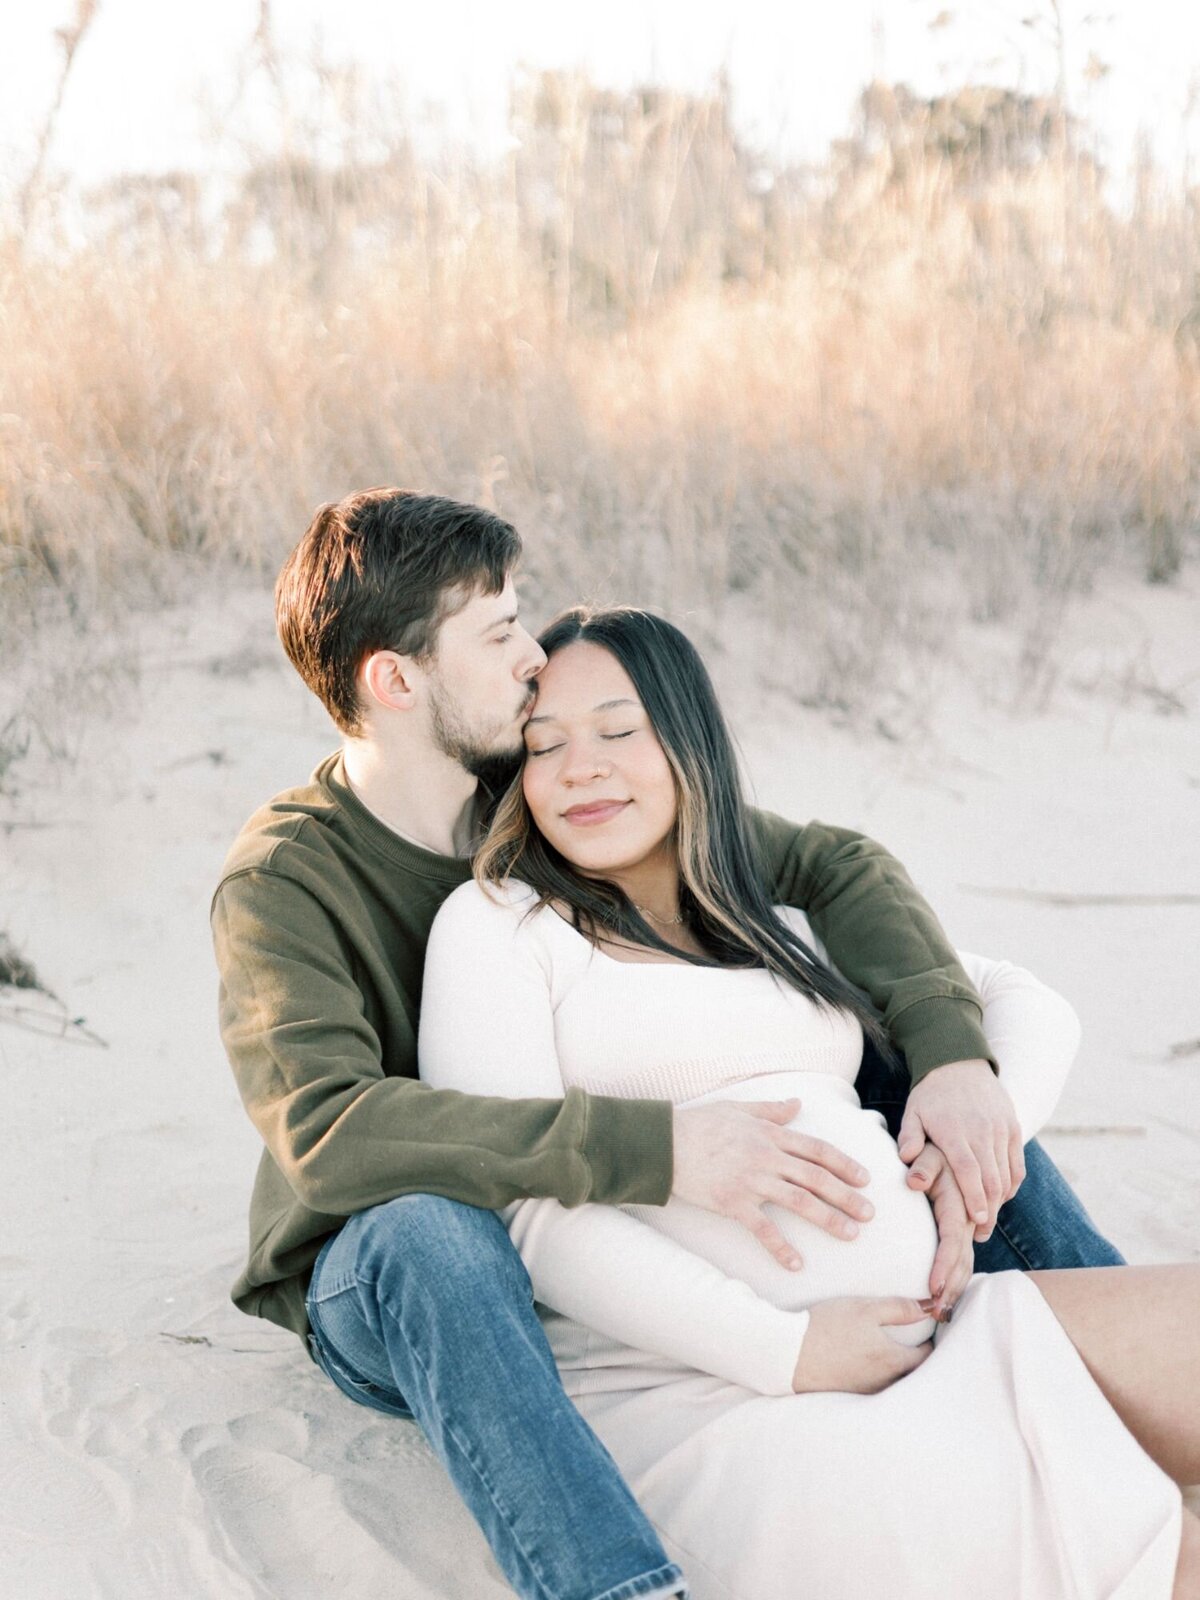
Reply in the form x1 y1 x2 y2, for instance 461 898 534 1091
212 487 1120 1600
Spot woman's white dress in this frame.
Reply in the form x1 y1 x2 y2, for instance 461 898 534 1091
417 881 1182 1600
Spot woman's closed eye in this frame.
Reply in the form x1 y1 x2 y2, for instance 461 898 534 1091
526 730 636 758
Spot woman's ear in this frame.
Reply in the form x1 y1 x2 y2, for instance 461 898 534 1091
359 649 419 714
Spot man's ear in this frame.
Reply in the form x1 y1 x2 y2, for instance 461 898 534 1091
359 649 420 714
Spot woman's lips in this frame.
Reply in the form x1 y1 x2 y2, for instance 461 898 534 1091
561 800 630 825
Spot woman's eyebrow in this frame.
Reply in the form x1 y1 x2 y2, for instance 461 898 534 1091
525 697 638 727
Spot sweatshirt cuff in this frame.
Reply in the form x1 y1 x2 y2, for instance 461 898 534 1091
580 1095 674 1207
894 996 996 1084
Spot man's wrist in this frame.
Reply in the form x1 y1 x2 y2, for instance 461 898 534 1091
582 1094 674 1206
915 1055 998 1088
899 999 996 1085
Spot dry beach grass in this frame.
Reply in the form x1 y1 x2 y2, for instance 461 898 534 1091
3 70 1199 737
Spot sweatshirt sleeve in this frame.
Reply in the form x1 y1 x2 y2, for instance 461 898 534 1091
751 809 994 1083
419 884 810 1396
779 907 1079 1142
212 867 672 1217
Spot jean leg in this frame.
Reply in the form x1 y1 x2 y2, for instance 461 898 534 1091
973 1138 1126 1273
306 1195 685 1600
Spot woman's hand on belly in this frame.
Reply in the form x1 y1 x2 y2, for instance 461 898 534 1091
923 1152 977 1319
792 1297 936 1395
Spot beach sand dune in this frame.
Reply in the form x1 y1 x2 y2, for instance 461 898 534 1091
2 579 1196 1598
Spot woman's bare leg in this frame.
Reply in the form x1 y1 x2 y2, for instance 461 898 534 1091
1029 1265 1200 1483
1027 1266 1200 1599
1173 1509 1200 1600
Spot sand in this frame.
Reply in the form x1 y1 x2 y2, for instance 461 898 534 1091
1 574 1197 1599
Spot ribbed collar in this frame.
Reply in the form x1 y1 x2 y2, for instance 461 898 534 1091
315 751 475 886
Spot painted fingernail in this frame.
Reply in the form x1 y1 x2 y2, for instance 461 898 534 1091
931 1279 945 1298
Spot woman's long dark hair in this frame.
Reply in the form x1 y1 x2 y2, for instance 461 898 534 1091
475 606 889 1048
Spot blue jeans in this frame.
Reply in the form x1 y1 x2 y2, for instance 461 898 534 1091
306 1194 685 1600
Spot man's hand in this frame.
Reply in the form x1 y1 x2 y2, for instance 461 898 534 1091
898 1060 1024 1239
920 1148 975 1317
791 1297 934 1394
672 1100 874 1269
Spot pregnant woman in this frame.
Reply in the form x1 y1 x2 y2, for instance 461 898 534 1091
417 606 1198 1599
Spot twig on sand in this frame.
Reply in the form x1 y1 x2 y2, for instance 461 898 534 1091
0 937 108 1047
160 1332 214 1347
0 988 109 1048
960 887 1200 909
1043 1123 1147 1137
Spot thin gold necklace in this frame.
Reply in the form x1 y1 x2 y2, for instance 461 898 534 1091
635 902 685 926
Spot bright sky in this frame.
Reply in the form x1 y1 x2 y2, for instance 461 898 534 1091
5 1 1200 192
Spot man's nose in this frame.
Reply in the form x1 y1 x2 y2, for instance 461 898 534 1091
519 636 547 680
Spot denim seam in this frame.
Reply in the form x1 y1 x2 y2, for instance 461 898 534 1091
589 1563 687 1600
371 1277 566 1600
988 1213 1036 1271
310 1316 397 1402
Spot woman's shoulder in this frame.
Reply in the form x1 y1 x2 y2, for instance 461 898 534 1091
438 876 537 912
432 876 540 935
429 878 587 986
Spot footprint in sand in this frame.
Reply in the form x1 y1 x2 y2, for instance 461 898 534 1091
183 1406 510 1600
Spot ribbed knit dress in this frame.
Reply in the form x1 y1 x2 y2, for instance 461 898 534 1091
418 881 1182 1600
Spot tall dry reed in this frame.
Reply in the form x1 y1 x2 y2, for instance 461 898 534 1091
2 72 1197 721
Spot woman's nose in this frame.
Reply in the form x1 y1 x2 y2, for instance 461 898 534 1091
561 748 611 784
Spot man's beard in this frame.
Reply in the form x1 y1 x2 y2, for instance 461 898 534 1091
429 677 529 795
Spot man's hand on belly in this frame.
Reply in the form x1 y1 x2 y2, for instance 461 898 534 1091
897 1060 1024 1239
672 1100 875 1271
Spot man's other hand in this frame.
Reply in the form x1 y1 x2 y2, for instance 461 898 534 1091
671 1100 873 1269
898 1060 1025 1239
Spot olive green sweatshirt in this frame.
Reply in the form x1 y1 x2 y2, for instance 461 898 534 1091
211 753 991 1345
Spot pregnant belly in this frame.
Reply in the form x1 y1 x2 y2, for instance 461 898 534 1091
627 1072 939 1347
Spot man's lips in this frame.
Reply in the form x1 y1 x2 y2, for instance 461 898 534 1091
561 800 631 825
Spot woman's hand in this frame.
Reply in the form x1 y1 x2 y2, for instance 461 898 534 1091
918 1148 977 1319
791 1297 935 1394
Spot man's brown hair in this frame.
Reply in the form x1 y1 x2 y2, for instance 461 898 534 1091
275 488 521 734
